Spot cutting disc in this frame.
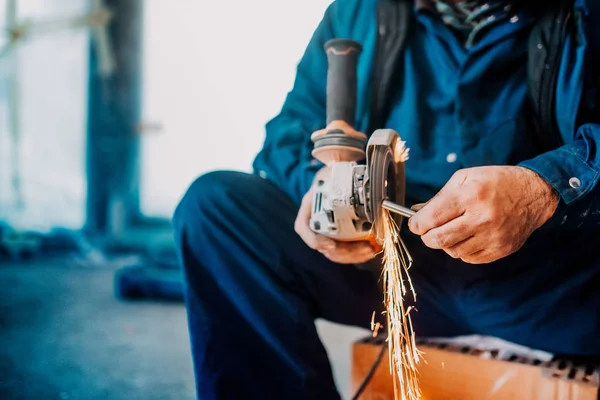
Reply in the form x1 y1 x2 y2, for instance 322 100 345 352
364 129 407 239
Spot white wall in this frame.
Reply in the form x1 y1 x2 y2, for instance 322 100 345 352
140 0 334 217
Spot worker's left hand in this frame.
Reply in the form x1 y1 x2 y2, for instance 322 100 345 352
408 166 559 264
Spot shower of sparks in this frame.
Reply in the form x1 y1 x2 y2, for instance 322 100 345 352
379 209 422 400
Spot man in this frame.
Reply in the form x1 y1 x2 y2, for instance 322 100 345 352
173 0 600 399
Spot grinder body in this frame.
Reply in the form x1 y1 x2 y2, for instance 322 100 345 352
311 162 370 241
311 129 407 242
309 39 407 243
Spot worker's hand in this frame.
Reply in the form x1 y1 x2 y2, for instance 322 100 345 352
408 166 559 264
294 168 377 264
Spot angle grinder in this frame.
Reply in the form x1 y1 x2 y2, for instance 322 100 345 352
309 39 415 244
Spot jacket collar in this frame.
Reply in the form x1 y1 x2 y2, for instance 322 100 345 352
415 0 436 10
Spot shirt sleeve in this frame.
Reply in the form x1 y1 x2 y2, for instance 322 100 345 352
251 3 338 205
518 123 600 229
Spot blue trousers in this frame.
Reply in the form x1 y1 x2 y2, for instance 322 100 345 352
173 171 600 400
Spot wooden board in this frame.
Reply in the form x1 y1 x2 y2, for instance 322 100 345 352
352 337 599 400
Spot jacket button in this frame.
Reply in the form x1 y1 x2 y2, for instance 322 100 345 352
569 177 581 189
446 153 457 163
259 170 267 179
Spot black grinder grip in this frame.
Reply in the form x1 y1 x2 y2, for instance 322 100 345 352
324 39 363 126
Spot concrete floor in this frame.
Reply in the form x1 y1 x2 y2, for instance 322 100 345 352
0 260 368 400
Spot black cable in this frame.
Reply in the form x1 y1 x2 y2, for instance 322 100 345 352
351 340 387 400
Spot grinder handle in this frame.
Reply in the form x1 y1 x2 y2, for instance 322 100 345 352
324 39 363 126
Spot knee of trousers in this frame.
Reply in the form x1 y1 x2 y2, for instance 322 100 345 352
173 170 242 235
171 171 264 287
172 170 291 256
172 170 301 278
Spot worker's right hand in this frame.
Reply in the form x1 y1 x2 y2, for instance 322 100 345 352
294 168 377 265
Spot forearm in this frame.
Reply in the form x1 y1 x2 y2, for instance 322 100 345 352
252 117 324 204
252 2 336 204
518 123 600 229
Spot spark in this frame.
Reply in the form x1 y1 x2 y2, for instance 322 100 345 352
371 311 376 330
394 140 410 163
378 209 422 400
371 311 382 338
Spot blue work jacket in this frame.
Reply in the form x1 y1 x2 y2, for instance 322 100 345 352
252 0 600 353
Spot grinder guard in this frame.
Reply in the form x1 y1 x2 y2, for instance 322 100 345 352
365 129 407 240
310 129 407 243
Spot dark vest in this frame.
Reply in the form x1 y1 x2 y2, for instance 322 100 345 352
367 0 600 151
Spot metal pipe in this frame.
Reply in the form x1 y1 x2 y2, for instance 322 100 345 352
382 200 416 219
86 0 143 235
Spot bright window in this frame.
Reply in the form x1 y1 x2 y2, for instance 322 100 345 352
0 0 89 231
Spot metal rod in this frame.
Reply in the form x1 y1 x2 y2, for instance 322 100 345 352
382 200 416 219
